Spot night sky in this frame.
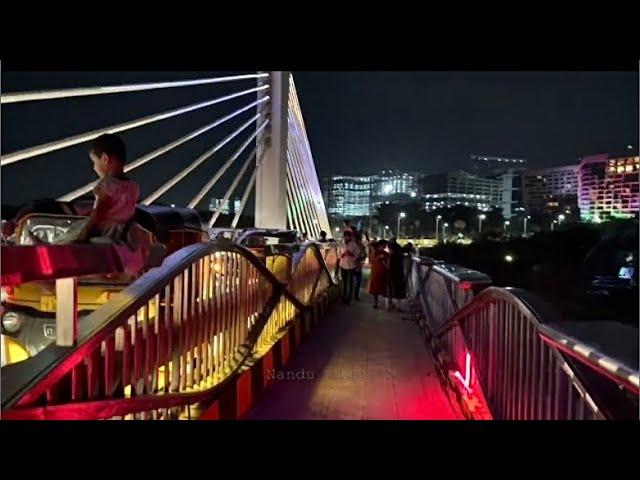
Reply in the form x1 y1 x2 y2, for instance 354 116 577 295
2 70 637 208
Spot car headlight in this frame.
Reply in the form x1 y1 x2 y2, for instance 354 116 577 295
2 311 24 334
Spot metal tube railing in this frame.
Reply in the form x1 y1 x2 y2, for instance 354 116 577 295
1 85 268 166
1 73 269 104
406 257 639 420
538 324 639 394
58 97 269 201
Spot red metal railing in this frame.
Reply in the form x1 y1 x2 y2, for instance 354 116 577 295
1 242 337 420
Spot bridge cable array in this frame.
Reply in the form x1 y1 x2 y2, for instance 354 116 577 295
2 72 330 232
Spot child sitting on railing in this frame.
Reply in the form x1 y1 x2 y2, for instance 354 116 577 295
73 134 140 244
29 134 149 277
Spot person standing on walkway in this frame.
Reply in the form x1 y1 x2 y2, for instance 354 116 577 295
368 239 389 309
352 231 368 301
338 229 360 305
386 239 407 311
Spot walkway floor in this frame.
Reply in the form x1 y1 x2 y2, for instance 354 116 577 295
245 286 463 420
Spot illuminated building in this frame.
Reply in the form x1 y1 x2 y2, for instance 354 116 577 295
522 164 579 215
209 198 242 215
420 171 501 212
578 154 639 222
323 175 374 218
374 170 419 197
470 155 528 218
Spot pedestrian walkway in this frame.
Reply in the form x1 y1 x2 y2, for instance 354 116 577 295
245 286 463 420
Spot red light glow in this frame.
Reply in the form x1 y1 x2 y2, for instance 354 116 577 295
35 246 54 275
454 352 472 393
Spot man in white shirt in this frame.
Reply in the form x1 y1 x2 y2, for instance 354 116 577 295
339 230 360 305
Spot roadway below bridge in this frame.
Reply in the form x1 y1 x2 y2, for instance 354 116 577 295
245 281 463 420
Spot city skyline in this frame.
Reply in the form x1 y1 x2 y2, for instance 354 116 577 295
1 71 637 207
322 151 639 224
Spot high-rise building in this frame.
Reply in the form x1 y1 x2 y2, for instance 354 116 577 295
420 171 501 212
373 170 419 198
522 164 579 215
470 155 528 218
209 198 242 215
578 153 639 222
323 175 374 218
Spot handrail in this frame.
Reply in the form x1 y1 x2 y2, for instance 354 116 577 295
1 240 338 419
406 256 639 420
537 324 639 394
432 286 639 395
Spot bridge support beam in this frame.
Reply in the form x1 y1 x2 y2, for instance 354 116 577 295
255 71 289 229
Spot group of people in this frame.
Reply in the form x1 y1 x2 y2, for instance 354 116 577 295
337 219 414 310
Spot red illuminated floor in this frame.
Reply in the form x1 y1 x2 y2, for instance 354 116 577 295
245 291 464 420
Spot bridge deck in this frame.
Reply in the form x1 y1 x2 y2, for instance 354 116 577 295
246 288 463 420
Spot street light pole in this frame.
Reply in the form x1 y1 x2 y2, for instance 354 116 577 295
504 220 510 235
397 212 406 238
478 214 486 234
524 215 530 237
435 215 442 242
442 222 449 242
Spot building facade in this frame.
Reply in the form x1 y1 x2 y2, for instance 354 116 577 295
470 155 528 218
209 198 242 215
522 164 579 215
420 171 501 212
323 175 374 218
374 170 420 198
578 154 639 222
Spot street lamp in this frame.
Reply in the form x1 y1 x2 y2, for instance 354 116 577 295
435 215 442 242
523 215 531 237
558 214 565 224
503 220 510 233
478 214 486 233
397 212 406 238
551 220 557 232
442 222 449 241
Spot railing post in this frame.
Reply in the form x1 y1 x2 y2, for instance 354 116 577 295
255 71 289 229
55 277 78 347
1 335 7 367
